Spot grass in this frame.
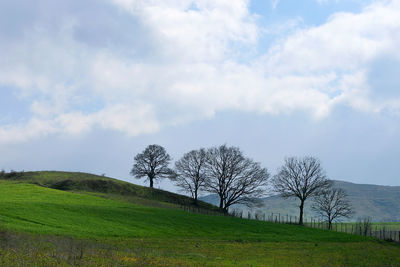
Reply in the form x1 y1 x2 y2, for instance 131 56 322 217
0 171 219 211
0 181 365 242
0 172 400 266
2 230 399 266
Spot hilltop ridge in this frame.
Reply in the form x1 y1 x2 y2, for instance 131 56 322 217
0 170 219 212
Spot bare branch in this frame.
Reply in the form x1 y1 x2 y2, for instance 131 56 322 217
272 156 331 224
173 148 207 205
204 145 270 212
312 187 353 229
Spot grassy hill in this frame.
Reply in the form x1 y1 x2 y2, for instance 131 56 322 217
0 171 399 266
201 180 400 222
0 171 219 211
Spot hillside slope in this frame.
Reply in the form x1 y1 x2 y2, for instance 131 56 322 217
0 176 399 266
0 180 362 241
0 171 218 211
201 180 400 221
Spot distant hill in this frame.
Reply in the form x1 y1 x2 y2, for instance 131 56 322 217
200 180 400 222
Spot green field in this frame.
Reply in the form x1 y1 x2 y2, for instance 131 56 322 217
0 172 400 266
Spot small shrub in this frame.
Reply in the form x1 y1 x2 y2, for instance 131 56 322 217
2 170 23 180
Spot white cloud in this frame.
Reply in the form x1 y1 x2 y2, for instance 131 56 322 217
113 0 259 61
259 0 400 113
0 119 57 144
1 0 400 143
0 104 159 144
264 3 400 73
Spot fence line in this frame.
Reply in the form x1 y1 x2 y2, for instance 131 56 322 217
229 209 400 243
177 205 400 243
179 205 229 217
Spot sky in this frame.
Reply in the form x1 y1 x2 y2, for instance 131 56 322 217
1 0 400 191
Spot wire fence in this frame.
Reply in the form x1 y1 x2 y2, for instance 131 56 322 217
229 209 400 243
178 205 400 243
179 205 229 216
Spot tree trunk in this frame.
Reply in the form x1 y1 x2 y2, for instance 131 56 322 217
194 190 198 206
299 200 304 225
328 221 332 230
219 195 224 210
148 171 155 188
224 206 229 214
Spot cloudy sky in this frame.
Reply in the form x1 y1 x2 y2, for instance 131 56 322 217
1 0 400 190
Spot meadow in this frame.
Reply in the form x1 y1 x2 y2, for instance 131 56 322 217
0 172 399 266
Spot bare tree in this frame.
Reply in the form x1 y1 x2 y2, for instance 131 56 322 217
272 156 331 225
173 148 207 205
312 188 353 230
204 145 270 213
130 144 175 188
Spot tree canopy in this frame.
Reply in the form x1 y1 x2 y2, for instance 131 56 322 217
130 144 175 188
173 148 207 205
